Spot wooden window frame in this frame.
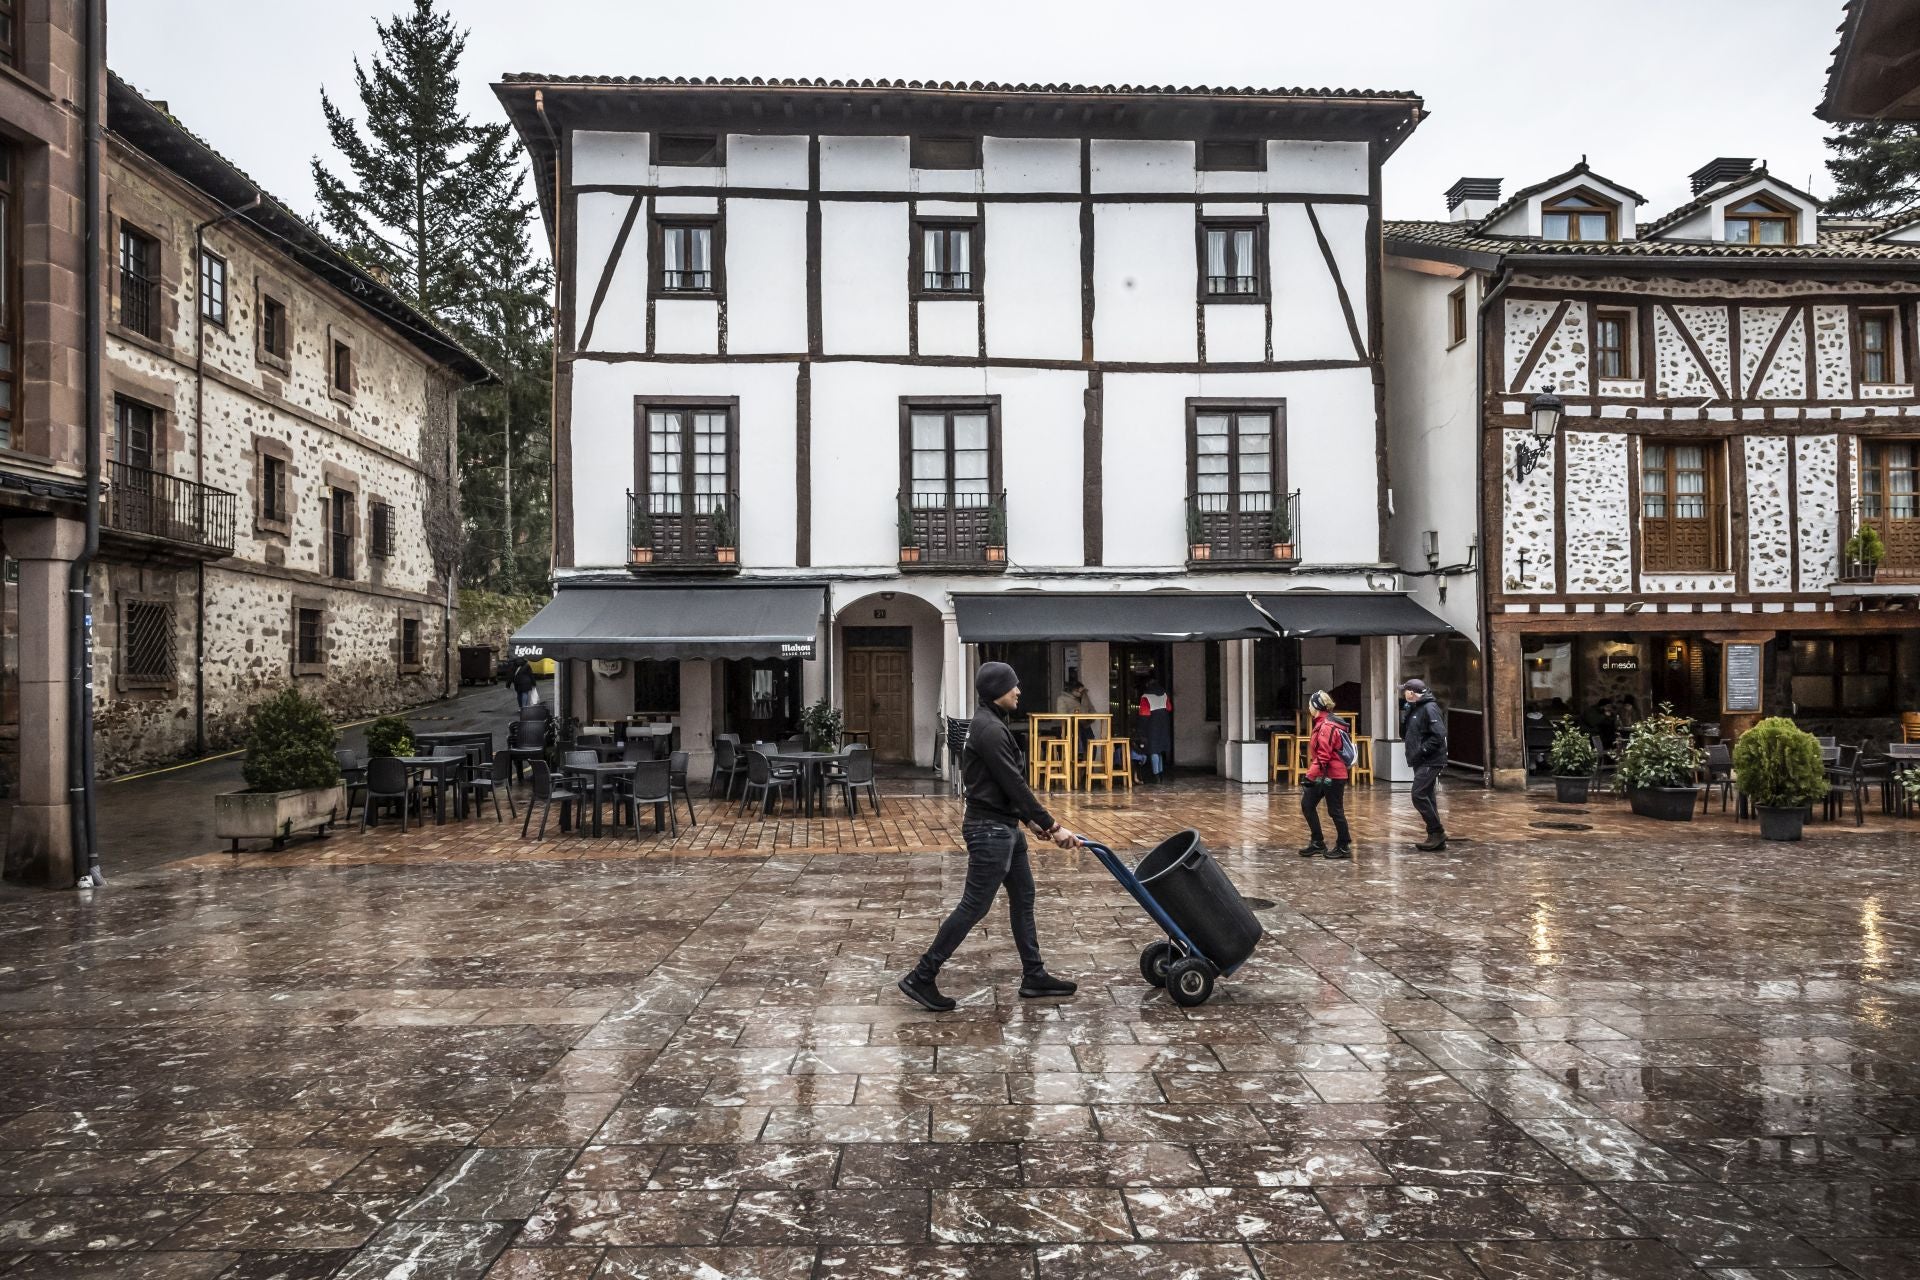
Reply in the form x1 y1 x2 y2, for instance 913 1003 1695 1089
0 141 16 450
648 213 724 299
651 132 725 167
292 599 328 676
368 498 394 560
910 215 984 300
1540 188 1618 243
256 284 290 371
1185 398 1287 526
1196 217 1268 304
1639 438 1728 573
324 486 356 581
634 396 740 511
254 435 293 536
1858 308 1901 386
1197 139 1265 172
112 394 158 471
117 596 176 691
329 334 355 402
1446 285 1468 349
0 0 18 70
398 613 423 673
1788 635 1895 714
198 249 227 329
1594 307 1637 380
910 135 981 170
1723 194 1797 245
116 220 163 341
898 397 1004 507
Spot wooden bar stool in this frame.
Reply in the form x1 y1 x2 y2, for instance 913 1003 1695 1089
1033 736 1072 792
1351 736 1375 785
1083 737 1131 793
1270 732 1300 786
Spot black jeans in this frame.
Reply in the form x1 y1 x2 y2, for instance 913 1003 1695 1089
1412 762 1444 834
915 820 1044 980
1301 778 1350 847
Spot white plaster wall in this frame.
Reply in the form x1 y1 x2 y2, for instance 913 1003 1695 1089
654 298 718 355
653 195 718 216
1093 204 1198 362
1090 140 1194 193
574 192 635 349
1796 434 1840 589
917 300 979 358
819 136 909 191
1263 141 1368 195
1316 202 1373 343
982 137 1078 193
1502 298 1557 394
1641 573 1734 594
808 363 1085 569
571 130 649 185
912 166 983 196
569 360 799 569
1102 368 1378 567
1744 435 1793 592
1382 265 1482 643
1653 307 1715 399
1812 306 1851 398
1738 306 1788 394
1520 302 1587 395
727 134 808 189
725 199 807 353
1270 204 1359 362
1562 431 1630 593
1502 428 1556 593
1675 305 1732 394
1756 311 1809 400
821 202 908 355
1204 304 1264 362
983 202 1081 360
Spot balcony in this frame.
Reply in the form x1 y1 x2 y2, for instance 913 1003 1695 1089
1640 502 1729 576
100 462 236 561
1850 497 1920 582
1186 490 1301 568
627 490 740 573
899 490 1008 572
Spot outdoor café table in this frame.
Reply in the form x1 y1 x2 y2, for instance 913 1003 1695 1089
413 730 493 769
396 755 465 824
565 760 641 836
767 749 846 819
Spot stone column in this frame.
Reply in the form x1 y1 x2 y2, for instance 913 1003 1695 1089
3 516 85 885
1488 627 1527 790
939 611 966 721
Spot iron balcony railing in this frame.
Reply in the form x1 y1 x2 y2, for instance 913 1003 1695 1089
1187 489 1300 565
102 461 237 553
921 270 974 292
1852 494 1920 579
628 489 740 568
1204 274 1259 298
900 489 1007 569
660 269 713 292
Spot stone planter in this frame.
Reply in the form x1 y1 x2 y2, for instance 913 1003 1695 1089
1553 775 1591 804
214 785 345 851
1756 804 1808 841
1627 785 1697 822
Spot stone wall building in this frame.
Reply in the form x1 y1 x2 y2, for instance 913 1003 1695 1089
81 76 490 779
1385 158 1920 787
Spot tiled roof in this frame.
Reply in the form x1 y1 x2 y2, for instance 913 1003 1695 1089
1384 217 1920 262
1466 161 1649 235
496 74 1422 101
1636 166 1824 239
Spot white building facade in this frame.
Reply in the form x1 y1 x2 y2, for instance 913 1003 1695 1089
500 77 1439 777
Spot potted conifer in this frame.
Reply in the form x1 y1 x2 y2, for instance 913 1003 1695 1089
629 506 654 567
1732 717 1828 841
1843 526 1884 583
1549 716 1597 804
985 504 1007 563
1271 502 1295 560
214 688 345 850
899 504 921 564
711 501 737 565
1612 704 1704 822
1188 506 1212 561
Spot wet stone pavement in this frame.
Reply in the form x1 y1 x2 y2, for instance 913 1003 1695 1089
2 783 1919 1277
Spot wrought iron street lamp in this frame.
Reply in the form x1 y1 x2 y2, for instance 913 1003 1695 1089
1515 393 1563 482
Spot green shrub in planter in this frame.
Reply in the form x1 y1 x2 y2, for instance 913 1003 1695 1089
1845 525 1886 569
241 689 342 792
364 714 414 760
800 699 844 753
1732 718 1827 842
1549 717 1597 776
1612 705 1703 793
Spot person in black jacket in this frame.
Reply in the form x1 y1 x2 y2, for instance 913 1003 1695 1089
899 661 1080 1012
1400 678 1449 851
509 658 538 709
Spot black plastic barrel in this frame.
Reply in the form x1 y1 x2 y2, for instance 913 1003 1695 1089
1134 829 1263 970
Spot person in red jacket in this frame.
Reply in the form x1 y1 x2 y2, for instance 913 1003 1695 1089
1299 690 1352 860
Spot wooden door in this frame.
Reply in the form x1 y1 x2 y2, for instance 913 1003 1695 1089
847 646 913 762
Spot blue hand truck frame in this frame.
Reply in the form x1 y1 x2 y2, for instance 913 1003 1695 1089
1083 838 1248 1006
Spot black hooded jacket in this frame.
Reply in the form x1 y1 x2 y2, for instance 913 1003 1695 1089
1400 691 1448 767
963 702 1056 831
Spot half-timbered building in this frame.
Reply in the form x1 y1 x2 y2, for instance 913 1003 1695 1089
498 76 1444 779
1385 158 1920 788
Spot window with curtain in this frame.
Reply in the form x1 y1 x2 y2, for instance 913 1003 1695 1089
1861 310 1896 385
1541 190 1616 242
914 220 977 295
1201 220 1262 298
909 407 992 511
1724 196 1794 244
1191 409 1277 515
645 406 733 517
655 218 717 294
1595 308 1635 378
1861 439 1920 570
1641 440 1724 572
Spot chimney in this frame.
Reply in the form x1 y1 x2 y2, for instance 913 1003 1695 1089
1690 157 1757 196
1445 177 1502 223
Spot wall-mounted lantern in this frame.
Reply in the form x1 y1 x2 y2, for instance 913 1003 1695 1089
1514 393 1564 482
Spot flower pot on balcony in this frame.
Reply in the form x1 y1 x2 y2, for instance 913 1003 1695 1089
900 546 921 564
629 546 654 567
715 546 738 565
1272 542 1295 561
1190 543 1212 561
985 546 1006 563
1842 559 1879 584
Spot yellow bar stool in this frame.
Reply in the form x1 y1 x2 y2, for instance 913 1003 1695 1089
1082 737 1128 793
1350 735 1375 785
1270 732 1300 786
1033 736 1072 792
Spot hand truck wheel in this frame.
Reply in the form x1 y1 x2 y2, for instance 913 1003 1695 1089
1139 940 1174 988
1165 957 1215 1007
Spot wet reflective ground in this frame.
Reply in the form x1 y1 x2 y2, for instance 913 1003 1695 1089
1 784 1917 1277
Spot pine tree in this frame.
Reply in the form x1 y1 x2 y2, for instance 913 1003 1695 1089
1825 120 1920 217
314 0 554 593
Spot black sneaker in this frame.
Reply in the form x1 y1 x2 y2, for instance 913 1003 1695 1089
1416 832 1447 852
1326 844 1353 860
1019 971 1078 999
897 972 956 1012
1298 841 1328 857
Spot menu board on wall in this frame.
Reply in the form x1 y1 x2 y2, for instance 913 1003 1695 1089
1724 643 1763 713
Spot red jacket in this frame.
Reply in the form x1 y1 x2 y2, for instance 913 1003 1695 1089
1305 712 1350 782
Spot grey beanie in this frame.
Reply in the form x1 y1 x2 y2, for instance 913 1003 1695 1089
976 661 1019 702
1401 678 1428 694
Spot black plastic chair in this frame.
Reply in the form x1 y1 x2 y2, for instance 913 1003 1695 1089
739 749 796 816
462 749 515 822
668 750 697 827
1826 745 1865 826
564 749 600 770
360 757 412 832
779 735 807 754
832 745 882 816
522 759 579 841
1699 744 1733 813
336 749 367 817
625 758 677 837
710 735 747 800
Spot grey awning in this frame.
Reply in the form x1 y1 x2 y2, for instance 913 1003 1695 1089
953 593 1274 643
510 584 823 660
1257 592 1455 637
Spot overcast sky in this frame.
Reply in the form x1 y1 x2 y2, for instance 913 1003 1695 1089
112 0 1845 235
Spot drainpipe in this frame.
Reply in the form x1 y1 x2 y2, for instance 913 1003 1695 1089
192 193 261 755
70 0 103 886
1475 265 1514 788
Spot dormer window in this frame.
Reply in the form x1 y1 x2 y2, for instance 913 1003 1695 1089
1724 196 1794 245
1541 190 1616 242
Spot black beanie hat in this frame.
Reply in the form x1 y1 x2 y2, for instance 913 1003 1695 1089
976 661 1019 703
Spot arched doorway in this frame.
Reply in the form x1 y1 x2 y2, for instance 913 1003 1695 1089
835 591 943 766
